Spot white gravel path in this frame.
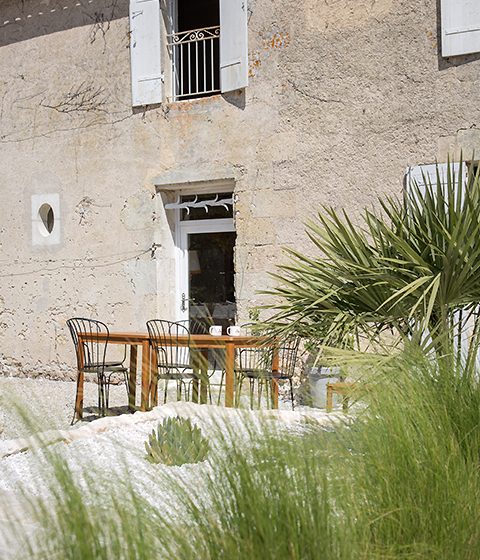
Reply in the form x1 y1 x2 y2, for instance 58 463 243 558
0 377 344 558
0 377 131 440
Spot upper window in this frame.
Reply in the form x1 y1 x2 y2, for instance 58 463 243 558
441 0 480 57
128 0 249 107
168 0 220 101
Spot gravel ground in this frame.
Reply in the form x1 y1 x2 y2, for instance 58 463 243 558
0 377 132 440
0 373 305 441
0 392 341 558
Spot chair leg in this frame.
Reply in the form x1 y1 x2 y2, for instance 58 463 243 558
217 371 225 406
257 378 263 409
152 375 158 407
289 378 295 410
97 374 106 417
105 372 116 411
207 379 213 404
163 379 168 404
270 379 276 409
97 375 102 415
235 375 244 407
176 381 182 401
103 377 109 414
105 377 110 410
263 378 271 409
249 379 255 410
97 376 101 414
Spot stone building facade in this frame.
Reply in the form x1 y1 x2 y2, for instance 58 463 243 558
1 0 480 378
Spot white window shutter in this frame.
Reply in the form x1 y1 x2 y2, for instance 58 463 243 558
219 0 248 93
129 0 162 107
406 163 470 357
406 163 466 201
441 0 480 57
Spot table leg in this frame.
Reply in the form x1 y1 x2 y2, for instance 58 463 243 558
192 378 199 403
150 347 158 408
200 348 209 404
191 349 199 403
225 343 235 407
74 370 84 420
141 341 151 411
128 345 138 411
326 384 333 412
191 349 209 404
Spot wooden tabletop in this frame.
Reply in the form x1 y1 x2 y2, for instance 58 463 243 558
79 332 275 347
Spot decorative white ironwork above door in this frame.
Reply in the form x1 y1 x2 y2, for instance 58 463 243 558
165 194 233 215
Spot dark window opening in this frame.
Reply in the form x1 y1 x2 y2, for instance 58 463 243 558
177 0 219 32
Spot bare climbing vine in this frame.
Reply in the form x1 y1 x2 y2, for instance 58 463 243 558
88 0 119 51
40 81 109 115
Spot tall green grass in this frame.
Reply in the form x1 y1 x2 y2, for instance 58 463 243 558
9 349 480 559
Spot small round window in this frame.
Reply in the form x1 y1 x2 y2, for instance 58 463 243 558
38 204 55 236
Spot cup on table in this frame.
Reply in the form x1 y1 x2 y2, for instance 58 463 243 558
209 325 222 336
227 325 241 336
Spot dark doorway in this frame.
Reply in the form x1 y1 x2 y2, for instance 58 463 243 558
188 230 236 332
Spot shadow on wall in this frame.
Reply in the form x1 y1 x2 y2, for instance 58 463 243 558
435 0 480 70
0 0 128 48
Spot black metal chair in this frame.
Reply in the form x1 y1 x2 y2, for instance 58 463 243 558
235 337 300 409
179 319 224 404
67 318 129 421
271 337 301 409
234 345 274 409
146 320 198 404
178 318 209 335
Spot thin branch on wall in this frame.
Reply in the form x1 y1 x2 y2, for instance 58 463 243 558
87 0 119 51
40 81 109 115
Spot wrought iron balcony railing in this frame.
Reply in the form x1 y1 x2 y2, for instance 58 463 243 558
167 26 221 101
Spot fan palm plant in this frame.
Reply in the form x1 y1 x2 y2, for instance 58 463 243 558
266 158 480 370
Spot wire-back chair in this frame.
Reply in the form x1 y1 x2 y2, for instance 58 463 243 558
235 343 274 409
179 318 225 404
271 337 301 409
146 320 198 404
235 336 300 409
67 317 129 421
178 318 209 335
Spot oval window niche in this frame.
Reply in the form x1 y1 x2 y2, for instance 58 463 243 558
31 193 60 246
38 203 55 236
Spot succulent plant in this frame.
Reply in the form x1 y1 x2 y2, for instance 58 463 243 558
145 416 209 466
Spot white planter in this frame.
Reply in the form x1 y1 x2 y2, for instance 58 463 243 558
308 366 341 409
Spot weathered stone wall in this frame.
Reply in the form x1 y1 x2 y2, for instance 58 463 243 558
1 0 479 378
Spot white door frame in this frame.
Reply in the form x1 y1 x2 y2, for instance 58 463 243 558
175 215 235 322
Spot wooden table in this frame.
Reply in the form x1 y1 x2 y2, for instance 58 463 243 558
326 381 356 412
75 332 279 420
